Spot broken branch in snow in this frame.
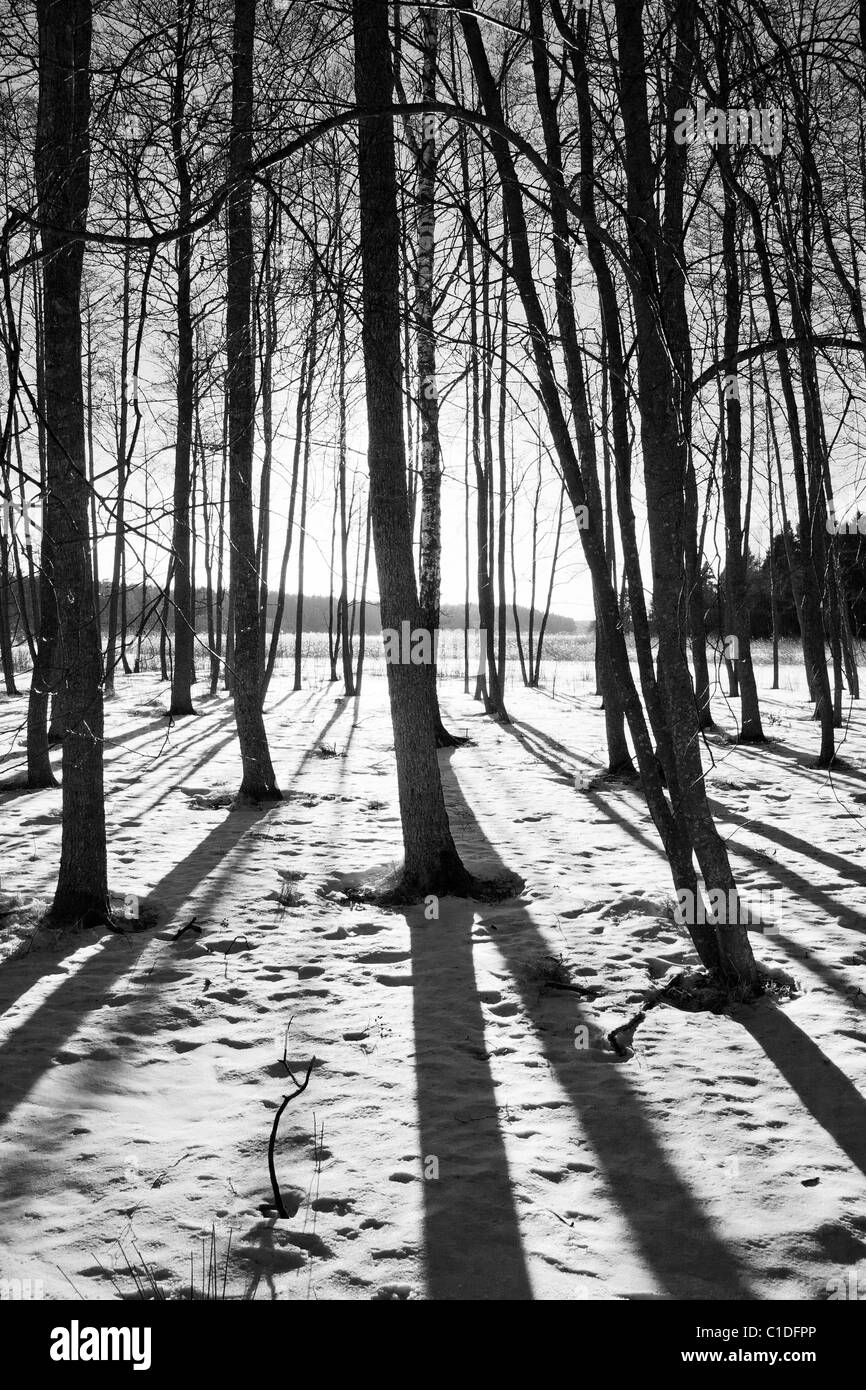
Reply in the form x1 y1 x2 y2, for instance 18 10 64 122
545 980 600 998
267 1028 317 1219
172 917 200 942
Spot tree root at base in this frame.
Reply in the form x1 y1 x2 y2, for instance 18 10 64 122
347 863 525 907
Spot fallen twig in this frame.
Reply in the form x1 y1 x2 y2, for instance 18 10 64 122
172 917 200 942
545 981 600 997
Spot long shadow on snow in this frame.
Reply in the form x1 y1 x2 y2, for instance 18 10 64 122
734 1003 866 1184
502 718 866 1195
408 896 533 1300
507 713 866 936
0 803 274 1122
415 749 757 1299
0 684 319 1113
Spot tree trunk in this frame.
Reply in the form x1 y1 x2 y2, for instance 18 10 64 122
460 2 702 931
354 500 372 694
105 199 131 698
726 153 834 764
717 148 763 743
509 458 529 687
0 527 17 696
36 0 108 921
226 0 279 798
496 240 509 701
327 483 339 682
685 456 714 728
199 406 218 697
414 8 458 744
534 485 566 690
337 285 355 696
263 331 308 695
352 0 480 900
767 431 780 690
711 24 763 742
212 415 228 694
611 0 757 987
26 239 56 784
292 310 314 694
169 0 196 717
255 203 276 686
159 555 172 682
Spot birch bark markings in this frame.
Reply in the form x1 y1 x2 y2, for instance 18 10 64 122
169 0 196 717
414 8 461 743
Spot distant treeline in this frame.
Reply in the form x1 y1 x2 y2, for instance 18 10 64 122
4 584 578 640
637 525 866 641
706 526 866 639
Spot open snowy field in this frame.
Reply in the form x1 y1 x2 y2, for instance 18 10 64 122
1 660 865 1301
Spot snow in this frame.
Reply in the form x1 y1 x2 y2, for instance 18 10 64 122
1 663 865 1300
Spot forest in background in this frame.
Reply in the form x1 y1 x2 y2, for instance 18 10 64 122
1 0 866 1002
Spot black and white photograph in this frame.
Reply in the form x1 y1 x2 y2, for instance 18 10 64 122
0 0 864 1348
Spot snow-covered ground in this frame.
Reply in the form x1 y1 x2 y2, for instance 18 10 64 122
1 660 865 1300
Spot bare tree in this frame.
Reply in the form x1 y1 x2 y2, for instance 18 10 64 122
35 0 108 920
168 0 196 717
352 0 499 899
226 0 279 800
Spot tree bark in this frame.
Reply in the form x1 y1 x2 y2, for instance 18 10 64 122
226 0 279 799
717 148 763 743
263 330 308 695
611 0 757 986
292 310 314 694
414 8 459 744
105 199 132 698
352 0 479 899
169 0 196 716
337 282 355 696
36 0 108 920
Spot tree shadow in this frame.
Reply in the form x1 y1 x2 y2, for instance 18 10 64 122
0 804 275 1123
423 751 757 1299
109 686 301 825
504 711 866 935
102 714 190 751
287 691 352 779
764 928 866 1014
707 799 866 929
724 735 866 786
408 899 533 1299
735 1000 866 1182
490 711 866 1268
502 716 595 784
